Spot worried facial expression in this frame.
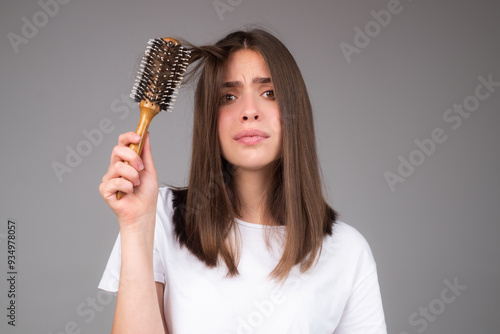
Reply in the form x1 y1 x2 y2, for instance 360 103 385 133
218 49 282 172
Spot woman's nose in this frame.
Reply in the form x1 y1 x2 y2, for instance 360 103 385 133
241 96 260 121
242 113 259 121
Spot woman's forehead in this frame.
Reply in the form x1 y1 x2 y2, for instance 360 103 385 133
222 49 271 82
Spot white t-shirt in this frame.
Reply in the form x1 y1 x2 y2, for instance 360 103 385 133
98 187 387 334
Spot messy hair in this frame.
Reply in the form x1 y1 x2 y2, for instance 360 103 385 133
172 28 337 282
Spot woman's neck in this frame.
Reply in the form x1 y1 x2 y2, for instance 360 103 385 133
233 165 275 225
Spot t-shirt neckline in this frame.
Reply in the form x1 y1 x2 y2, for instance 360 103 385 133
235 218 285 230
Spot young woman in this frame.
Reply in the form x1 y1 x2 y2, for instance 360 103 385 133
98 29 387 333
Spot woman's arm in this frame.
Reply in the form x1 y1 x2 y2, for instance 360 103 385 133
111 223 165 334
111 220 165 334
156 282 168 333
99 132 165 333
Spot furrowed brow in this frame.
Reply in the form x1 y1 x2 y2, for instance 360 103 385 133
222 81 241 88
222 77 272 88
253 77 271 84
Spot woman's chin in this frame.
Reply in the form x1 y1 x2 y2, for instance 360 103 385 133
230 159 280 174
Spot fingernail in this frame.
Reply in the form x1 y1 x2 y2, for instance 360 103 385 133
135 179 141 186
138 161 144 170
134 134 141 141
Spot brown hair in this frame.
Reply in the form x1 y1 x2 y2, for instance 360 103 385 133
172 28 337 282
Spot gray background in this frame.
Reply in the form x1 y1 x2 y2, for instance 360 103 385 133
1 0 499 333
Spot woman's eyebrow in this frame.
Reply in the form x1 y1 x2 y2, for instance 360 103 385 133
222 77 272 88
253 77 271 84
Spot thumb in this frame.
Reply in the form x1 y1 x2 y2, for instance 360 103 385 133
140 132 155 172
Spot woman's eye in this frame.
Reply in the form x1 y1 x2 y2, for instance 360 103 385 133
262 90 275 99
221 94 236 103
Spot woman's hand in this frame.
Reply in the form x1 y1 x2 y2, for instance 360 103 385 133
99 131 159 228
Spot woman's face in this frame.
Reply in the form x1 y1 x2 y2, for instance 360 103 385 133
218 49 282 173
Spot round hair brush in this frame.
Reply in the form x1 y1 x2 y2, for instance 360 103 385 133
117 37 191 199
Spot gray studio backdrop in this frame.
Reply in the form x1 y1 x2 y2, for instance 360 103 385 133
1 0 499 333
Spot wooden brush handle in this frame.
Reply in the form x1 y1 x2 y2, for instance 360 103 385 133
162 37 180 44
116 100 160 200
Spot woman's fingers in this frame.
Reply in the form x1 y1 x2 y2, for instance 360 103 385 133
110 133 144 171
99 131 159 223
99 175 134 201
109 146 144 172
102 160 141 186
100 132 144 201
118 132 141 146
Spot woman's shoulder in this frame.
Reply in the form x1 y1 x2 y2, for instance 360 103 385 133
321 220 378 271
156 186 189 240
331 220 372 249
157 185 186 214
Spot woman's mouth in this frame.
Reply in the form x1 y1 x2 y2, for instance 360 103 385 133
233 129 270 145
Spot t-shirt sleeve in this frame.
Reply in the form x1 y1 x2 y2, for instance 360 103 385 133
97 210 168 295
332 225 387 334
333 269 387 334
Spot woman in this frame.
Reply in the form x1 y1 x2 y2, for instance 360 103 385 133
98 29 387 333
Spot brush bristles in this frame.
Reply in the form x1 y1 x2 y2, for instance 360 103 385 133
130 38 192 111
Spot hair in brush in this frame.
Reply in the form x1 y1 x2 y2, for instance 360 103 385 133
116 37 191 200
131 38 191 111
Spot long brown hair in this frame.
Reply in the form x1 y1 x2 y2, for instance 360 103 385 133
172 28 337 282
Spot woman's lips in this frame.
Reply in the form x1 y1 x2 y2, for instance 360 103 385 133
233 129 270 145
